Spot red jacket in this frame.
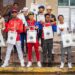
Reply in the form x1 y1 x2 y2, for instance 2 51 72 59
4 22 9 32
27 20 39 44
27 20 36 30
7 18 23 41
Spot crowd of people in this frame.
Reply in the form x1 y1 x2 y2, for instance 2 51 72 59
0 2 73 69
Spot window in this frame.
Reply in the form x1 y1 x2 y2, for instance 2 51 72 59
58 0 69 6
70 0 75 6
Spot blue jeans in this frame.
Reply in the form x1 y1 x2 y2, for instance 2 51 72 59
20 32 26 53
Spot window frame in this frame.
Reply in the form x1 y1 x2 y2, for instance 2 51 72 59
58 0 70 6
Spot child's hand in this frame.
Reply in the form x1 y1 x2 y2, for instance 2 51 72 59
35 26 38 29
40 21 45 24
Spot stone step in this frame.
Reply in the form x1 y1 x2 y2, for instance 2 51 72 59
0 67 75 75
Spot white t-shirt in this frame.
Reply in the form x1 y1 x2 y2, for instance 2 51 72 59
57 22 69 35
36 14 45 22
17 13 28 26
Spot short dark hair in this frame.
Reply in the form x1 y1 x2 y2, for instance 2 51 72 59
38 5 45 9
28 12 34 16
13 2 19 6
45 13 50 18
58 15 64 20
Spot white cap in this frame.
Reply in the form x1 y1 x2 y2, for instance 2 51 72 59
22 7 29 12
46 5 52 9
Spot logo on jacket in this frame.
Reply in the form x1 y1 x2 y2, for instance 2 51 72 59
66 40 69 43
10 37 13 40
0 40 1 43
30 36 33 39
46 32 50 35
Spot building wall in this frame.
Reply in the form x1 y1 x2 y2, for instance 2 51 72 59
26 0 58 16
15 0 26 10
0 0 58 16
0 0 26 11
0 0 3 11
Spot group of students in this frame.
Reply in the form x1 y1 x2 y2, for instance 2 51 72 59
0 2 73 69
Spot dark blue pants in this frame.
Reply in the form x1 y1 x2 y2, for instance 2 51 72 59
20 32 26 53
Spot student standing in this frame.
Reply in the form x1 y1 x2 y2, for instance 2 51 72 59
41 14 53 67
26 12 42 67
57 15 72 69
36 5 45 47
17 7 28 54
46 5 57 61
1 9 25 67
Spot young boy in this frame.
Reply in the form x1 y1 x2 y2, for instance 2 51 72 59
26 12 42 67
1 9 25 67
57 15 72 69
42 13 53 67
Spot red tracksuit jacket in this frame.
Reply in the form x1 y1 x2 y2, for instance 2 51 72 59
7 18 23 41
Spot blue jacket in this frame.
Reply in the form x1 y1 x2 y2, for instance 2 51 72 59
35 22 43 30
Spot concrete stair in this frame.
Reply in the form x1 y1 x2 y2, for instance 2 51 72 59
0 67 75 75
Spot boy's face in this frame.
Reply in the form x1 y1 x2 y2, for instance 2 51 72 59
29 15 34 20
39 8 44 13
12 12 17 18
58 16 64 22
13 4 18 9
45 15 50 22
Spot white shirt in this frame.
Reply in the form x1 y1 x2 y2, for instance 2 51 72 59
57 22 69 41
57 22 69 35
37 14 45 22
17 13 28 26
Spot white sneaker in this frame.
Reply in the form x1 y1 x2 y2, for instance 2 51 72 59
60 62 64 69
1 63 9 67
68 63 72 69
27 62 32 67
20 60 25 67
37 61 42 67
21 63 25 67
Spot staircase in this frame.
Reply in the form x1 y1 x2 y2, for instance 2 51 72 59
0 67 75 75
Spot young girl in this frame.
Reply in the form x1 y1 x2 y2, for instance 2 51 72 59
26 12 42 67
57 15 72 69
0 11 5 63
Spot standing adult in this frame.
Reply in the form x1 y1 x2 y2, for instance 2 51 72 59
46 5 57 61
17 7 28 54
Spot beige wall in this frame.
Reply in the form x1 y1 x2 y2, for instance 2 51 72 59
26 0 58 16
46 0 58 16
